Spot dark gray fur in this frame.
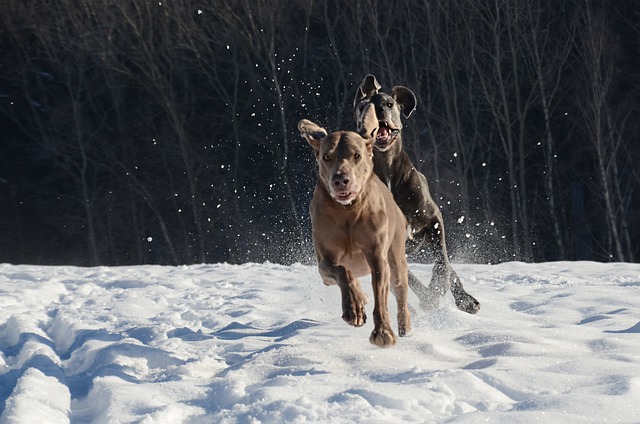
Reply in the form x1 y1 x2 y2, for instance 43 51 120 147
354 74 480 314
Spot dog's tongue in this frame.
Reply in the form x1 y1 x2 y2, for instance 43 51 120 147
378 125 391 138
377 126 391 139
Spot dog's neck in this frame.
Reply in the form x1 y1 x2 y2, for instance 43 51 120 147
372 134 407 184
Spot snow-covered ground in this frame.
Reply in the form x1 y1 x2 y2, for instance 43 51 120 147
0 261 638 423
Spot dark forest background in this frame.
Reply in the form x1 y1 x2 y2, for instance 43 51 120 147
1 0 639 266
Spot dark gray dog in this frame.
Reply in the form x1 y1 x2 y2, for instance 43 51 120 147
354 74 480 314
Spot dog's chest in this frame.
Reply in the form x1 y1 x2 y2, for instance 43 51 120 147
372 156 396 192
316 218 363 258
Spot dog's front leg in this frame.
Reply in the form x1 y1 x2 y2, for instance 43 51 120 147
367 256 397 347
391 274 411 337
318 260 367 327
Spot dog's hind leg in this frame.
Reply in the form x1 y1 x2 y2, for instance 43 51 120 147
450 269 481 314
404 237 440 311
423 219 481 314
408 270 439 311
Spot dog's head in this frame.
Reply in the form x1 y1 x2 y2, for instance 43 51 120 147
353 74 417 152
299 104 379 206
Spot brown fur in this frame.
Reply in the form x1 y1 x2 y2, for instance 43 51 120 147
298 104 410 347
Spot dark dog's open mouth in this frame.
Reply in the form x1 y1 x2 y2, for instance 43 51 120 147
376 121 400 150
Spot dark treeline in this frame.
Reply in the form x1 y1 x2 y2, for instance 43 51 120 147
1 0 639 266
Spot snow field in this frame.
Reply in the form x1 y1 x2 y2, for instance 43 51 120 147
0 261 639 423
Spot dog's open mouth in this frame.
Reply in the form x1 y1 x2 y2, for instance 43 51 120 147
334 191 356 205
376 121 400 150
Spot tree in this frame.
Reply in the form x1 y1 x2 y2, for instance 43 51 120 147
575 2 634 261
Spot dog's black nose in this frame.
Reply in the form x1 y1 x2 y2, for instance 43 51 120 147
333 174 350 188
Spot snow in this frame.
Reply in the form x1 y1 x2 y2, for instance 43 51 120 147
0 261 639 423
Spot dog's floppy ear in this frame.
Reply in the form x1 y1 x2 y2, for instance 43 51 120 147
391 86 417 118
298 119 328 153
353 74 381 107
358 104 378 142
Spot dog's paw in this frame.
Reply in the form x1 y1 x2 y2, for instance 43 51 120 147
342 309 366 327
369 325 397 347
397 310 411 336
342 297 367 327
341 285 368 327
455 294 481 314
397 321 411 337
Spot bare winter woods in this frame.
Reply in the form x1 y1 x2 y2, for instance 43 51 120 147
1 0 638 265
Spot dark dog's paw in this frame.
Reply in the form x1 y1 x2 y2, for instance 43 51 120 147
455 294 481 315
369 325 397 347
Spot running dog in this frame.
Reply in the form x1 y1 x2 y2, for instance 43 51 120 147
354 74 480 314
298 104 411 347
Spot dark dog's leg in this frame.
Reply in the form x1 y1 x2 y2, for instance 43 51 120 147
405 235 441 311
408 270 439 311
450 268 480 314
424 216 481 314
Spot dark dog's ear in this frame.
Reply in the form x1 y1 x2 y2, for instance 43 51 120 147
353 74 381 108
391 86 417 118
298 119 328 153
359 104 378 142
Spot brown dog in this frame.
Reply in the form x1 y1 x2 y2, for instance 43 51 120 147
354 74 480 314
298 104 410 347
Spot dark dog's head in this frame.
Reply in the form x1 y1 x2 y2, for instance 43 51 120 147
353 74 417 152
299 105 379 205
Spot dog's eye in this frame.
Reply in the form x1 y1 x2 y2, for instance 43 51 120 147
387 102 393 108
354 153 361 160
323 154 331 161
